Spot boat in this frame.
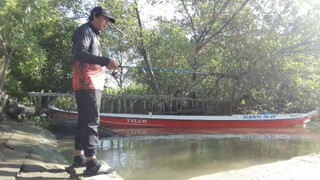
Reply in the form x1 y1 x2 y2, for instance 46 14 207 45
48 106 319 128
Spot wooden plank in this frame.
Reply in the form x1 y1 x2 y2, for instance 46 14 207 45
118 99 121 113
124 98 126 113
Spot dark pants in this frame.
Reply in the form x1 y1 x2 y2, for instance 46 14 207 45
74 89 102 157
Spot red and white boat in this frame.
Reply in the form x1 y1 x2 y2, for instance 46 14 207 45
48 106 319 128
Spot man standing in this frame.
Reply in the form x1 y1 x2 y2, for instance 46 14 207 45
71 6 118 175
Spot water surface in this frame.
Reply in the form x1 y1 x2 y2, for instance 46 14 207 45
57 123 320 180
96 124 320 180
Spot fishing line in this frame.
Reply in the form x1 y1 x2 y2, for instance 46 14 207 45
308 121 320 128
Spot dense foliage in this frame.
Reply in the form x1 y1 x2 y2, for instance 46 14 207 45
0 0 78 97
0 0 319 112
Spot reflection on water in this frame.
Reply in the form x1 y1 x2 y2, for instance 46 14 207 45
96 125 320 180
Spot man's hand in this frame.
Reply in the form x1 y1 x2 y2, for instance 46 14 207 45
107 59 119 70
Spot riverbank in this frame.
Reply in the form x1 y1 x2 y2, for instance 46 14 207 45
0 113 123 180
1 113 320 180
0 113 69 179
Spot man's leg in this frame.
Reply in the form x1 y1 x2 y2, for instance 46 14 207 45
82 89 101 159
72 90 89 167
73 89 114 175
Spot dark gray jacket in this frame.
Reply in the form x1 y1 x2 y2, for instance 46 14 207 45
72 22 110 66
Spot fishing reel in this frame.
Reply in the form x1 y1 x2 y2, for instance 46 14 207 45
111 69 121 79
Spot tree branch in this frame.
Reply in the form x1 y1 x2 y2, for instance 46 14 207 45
196 0 250 53
181 0 197 40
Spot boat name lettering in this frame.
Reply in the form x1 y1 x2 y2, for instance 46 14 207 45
127 119 147 123
242 115 276 119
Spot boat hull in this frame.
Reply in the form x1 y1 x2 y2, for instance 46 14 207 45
49 107 319 129
100 116 313 128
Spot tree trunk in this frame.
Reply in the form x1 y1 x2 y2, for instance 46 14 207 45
134 1 160 94
0 34 11 92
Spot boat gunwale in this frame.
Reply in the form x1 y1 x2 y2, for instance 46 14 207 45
48 106 319 122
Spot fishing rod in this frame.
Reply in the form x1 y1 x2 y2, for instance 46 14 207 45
110 65 211 78
108 23 127 37
115 65 210 76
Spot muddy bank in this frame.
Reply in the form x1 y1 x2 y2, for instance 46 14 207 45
0 114 69 179
0 114 122 180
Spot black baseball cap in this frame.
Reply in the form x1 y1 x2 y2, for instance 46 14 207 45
91 6 116 24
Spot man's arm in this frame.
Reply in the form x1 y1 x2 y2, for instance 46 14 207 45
72 26 110 66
